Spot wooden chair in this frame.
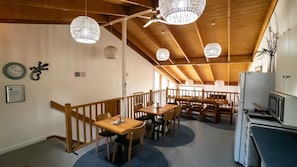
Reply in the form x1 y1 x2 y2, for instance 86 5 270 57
174 105 182 130
200 102 220 123
95 112 116 160
112 122 146 167
134 104 154 123
175 97 190 115
151 109 175 139
146 100 153 106
188 102 204 120
219 102 234 125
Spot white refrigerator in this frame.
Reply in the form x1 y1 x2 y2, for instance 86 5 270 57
233 72 275 165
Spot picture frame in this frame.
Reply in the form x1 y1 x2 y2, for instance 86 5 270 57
5 85 25 103
255 66 262 72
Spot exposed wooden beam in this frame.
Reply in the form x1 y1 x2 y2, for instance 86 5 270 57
106 26 157 65
167 27 191 63
128 19 175 64
191 66 204 84
227 0 231 62
157 66 182 83
193 22 207 62
129 19 160 48
252 0 278 58
119 0 153 8
102 9 152 26
176 66 190 80
159 54 252 65
0 0 128 17
127 32 160 65
209 64 216 82
171 66 188 83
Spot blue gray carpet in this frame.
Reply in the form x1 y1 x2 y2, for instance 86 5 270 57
73 143 168 167
73 124 195 167
146 124 195 147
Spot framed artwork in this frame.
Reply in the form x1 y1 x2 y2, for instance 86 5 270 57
5 85 25 103
255 66 262 72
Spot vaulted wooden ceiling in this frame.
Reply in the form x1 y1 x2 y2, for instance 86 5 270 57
0 0 277 85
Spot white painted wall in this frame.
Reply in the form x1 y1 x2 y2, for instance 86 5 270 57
0 23 154 154
250 0 297 72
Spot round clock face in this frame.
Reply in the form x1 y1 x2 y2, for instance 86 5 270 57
2 62 27 80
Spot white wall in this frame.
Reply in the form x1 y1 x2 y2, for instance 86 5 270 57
250 0 297 72
0 23 154 154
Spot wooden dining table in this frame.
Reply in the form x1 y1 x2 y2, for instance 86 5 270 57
93 115 143 165
137 103 178 116
93 115 143 135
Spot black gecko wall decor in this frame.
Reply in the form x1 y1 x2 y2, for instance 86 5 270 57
30 61 49 81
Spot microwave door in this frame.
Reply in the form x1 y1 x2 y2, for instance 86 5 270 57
279 98 284 122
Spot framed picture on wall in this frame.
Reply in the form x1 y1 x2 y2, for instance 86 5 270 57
255 66 262 72
5 85 25 103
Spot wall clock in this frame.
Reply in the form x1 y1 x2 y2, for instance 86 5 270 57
2 62 27 80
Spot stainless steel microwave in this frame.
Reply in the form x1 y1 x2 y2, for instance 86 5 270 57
268 91 297 127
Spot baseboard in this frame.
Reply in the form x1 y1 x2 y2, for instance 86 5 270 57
47 135 67 143
0 134 55 155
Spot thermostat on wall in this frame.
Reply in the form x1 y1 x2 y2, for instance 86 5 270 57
5 85 25 103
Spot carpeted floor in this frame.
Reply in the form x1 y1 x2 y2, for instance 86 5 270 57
145 124 195 147
73 124 194 167
1 118 241 167
73 142 169 167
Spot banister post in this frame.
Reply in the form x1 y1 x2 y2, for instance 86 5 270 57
166 87 169 103
176 86 180 97
149 90 153 102
202 88 205 98
65 103 72 153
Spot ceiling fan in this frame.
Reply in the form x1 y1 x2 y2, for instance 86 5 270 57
142 8 170 28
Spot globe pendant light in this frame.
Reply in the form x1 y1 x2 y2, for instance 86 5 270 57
204 22 221 58
156 48 170 61
70 0 100 44
159 0 206 25
204 43 222 58
156 31 170 61
104 46 118 59
215 80 225 86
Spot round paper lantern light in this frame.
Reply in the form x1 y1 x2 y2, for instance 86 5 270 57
104 46 118 59
159 0 206 25
204 43 222 58
70 16 100 44
156 48 170 61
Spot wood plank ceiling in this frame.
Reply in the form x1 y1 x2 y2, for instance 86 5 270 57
0 0 277 85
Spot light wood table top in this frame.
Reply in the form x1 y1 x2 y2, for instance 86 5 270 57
138 103 178 115
93 116 143 135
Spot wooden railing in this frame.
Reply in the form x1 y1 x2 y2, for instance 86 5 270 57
50 98 122 152
166 88 239 107
50 88 238 153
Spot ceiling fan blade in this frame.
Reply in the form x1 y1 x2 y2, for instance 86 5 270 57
156 19 170 25
137 15 151 20
156 13 162 19
143 19 154 28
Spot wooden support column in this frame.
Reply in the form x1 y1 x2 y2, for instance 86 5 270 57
122 17 127 117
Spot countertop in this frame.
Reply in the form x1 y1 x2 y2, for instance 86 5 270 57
251 126 297 167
